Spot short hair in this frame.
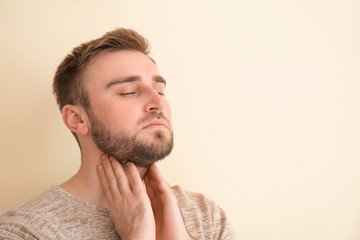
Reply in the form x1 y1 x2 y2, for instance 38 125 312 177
52 28 150 146
53 28 150 111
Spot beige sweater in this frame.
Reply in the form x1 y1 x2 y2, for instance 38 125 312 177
0 185 236 239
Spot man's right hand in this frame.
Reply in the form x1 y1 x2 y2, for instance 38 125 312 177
97 155 155 240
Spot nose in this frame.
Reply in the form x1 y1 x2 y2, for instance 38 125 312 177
144 88 165 113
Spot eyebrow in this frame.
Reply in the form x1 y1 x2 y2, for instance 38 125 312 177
106 76 139 89
154 76 167 86
106 75 167 89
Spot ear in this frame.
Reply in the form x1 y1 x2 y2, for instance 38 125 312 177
62 105 89 136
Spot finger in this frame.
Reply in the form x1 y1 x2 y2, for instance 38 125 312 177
100 155 121 199
145 164 171 193
125 162 145 194
97 164 113 203
144 172 156 200
109 157 131 195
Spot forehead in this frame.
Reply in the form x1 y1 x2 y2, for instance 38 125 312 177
82 50 160 89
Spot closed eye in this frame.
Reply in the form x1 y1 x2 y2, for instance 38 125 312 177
119 92 136 96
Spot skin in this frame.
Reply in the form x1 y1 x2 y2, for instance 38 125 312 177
60 50 191 240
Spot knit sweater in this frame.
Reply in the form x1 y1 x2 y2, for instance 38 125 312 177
0 185 236 239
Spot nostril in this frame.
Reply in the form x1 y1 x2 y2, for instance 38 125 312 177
149 107 160 112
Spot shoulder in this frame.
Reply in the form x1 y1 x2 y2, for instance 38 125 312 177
0 186 116 240
0 209 62 239
171 185 237 240
17 186 66 214
171 185 220 217
0 187 66 239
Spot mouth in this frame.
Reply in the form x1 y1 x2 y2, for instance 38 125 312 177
141 119 169 130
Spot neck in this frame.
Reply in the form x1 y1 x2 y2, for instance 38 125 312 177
59 142 148 208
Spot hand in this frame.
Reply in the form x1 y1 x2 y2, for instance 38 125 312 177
97 155 155 240
144 164 192 240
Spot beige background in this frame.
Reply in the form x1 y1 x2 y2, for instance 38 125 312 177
1 0 360 239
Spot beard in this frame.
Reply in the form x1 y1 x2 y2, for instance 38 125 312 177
88 110 174 168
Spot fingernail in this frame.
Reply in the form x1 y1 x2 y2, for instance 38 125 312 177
110 156 116 162
97 165 103 172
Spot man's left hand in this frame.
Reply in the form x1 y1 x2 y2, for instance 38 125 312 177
144 164 193 240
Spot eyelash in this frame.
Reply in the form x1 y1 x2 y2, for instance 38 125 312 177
119 92 136 96
120 92 165 96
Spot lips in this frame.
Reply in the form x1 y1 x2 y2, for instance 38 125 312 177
141 119 169 129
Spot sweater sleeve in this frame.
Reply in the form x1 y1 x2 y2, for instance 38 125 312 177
211 204 237 240
0 215 39 240
171 185 237 240
0 210 61 240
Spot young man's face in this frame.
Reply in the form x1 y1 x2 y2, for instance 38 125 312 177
82 50 173 167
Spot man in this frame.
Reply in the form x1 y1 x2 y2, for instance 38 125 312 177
0 28 236 239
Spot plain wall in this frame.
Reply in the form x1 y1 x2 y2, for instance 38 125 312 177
1 0 359 239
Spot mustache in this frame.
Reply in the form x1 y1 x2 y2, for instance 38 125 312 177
137 112 170 127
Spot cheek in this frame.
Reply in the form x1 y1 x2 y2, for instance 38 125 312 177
111 107 139 126
94 102 139 129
